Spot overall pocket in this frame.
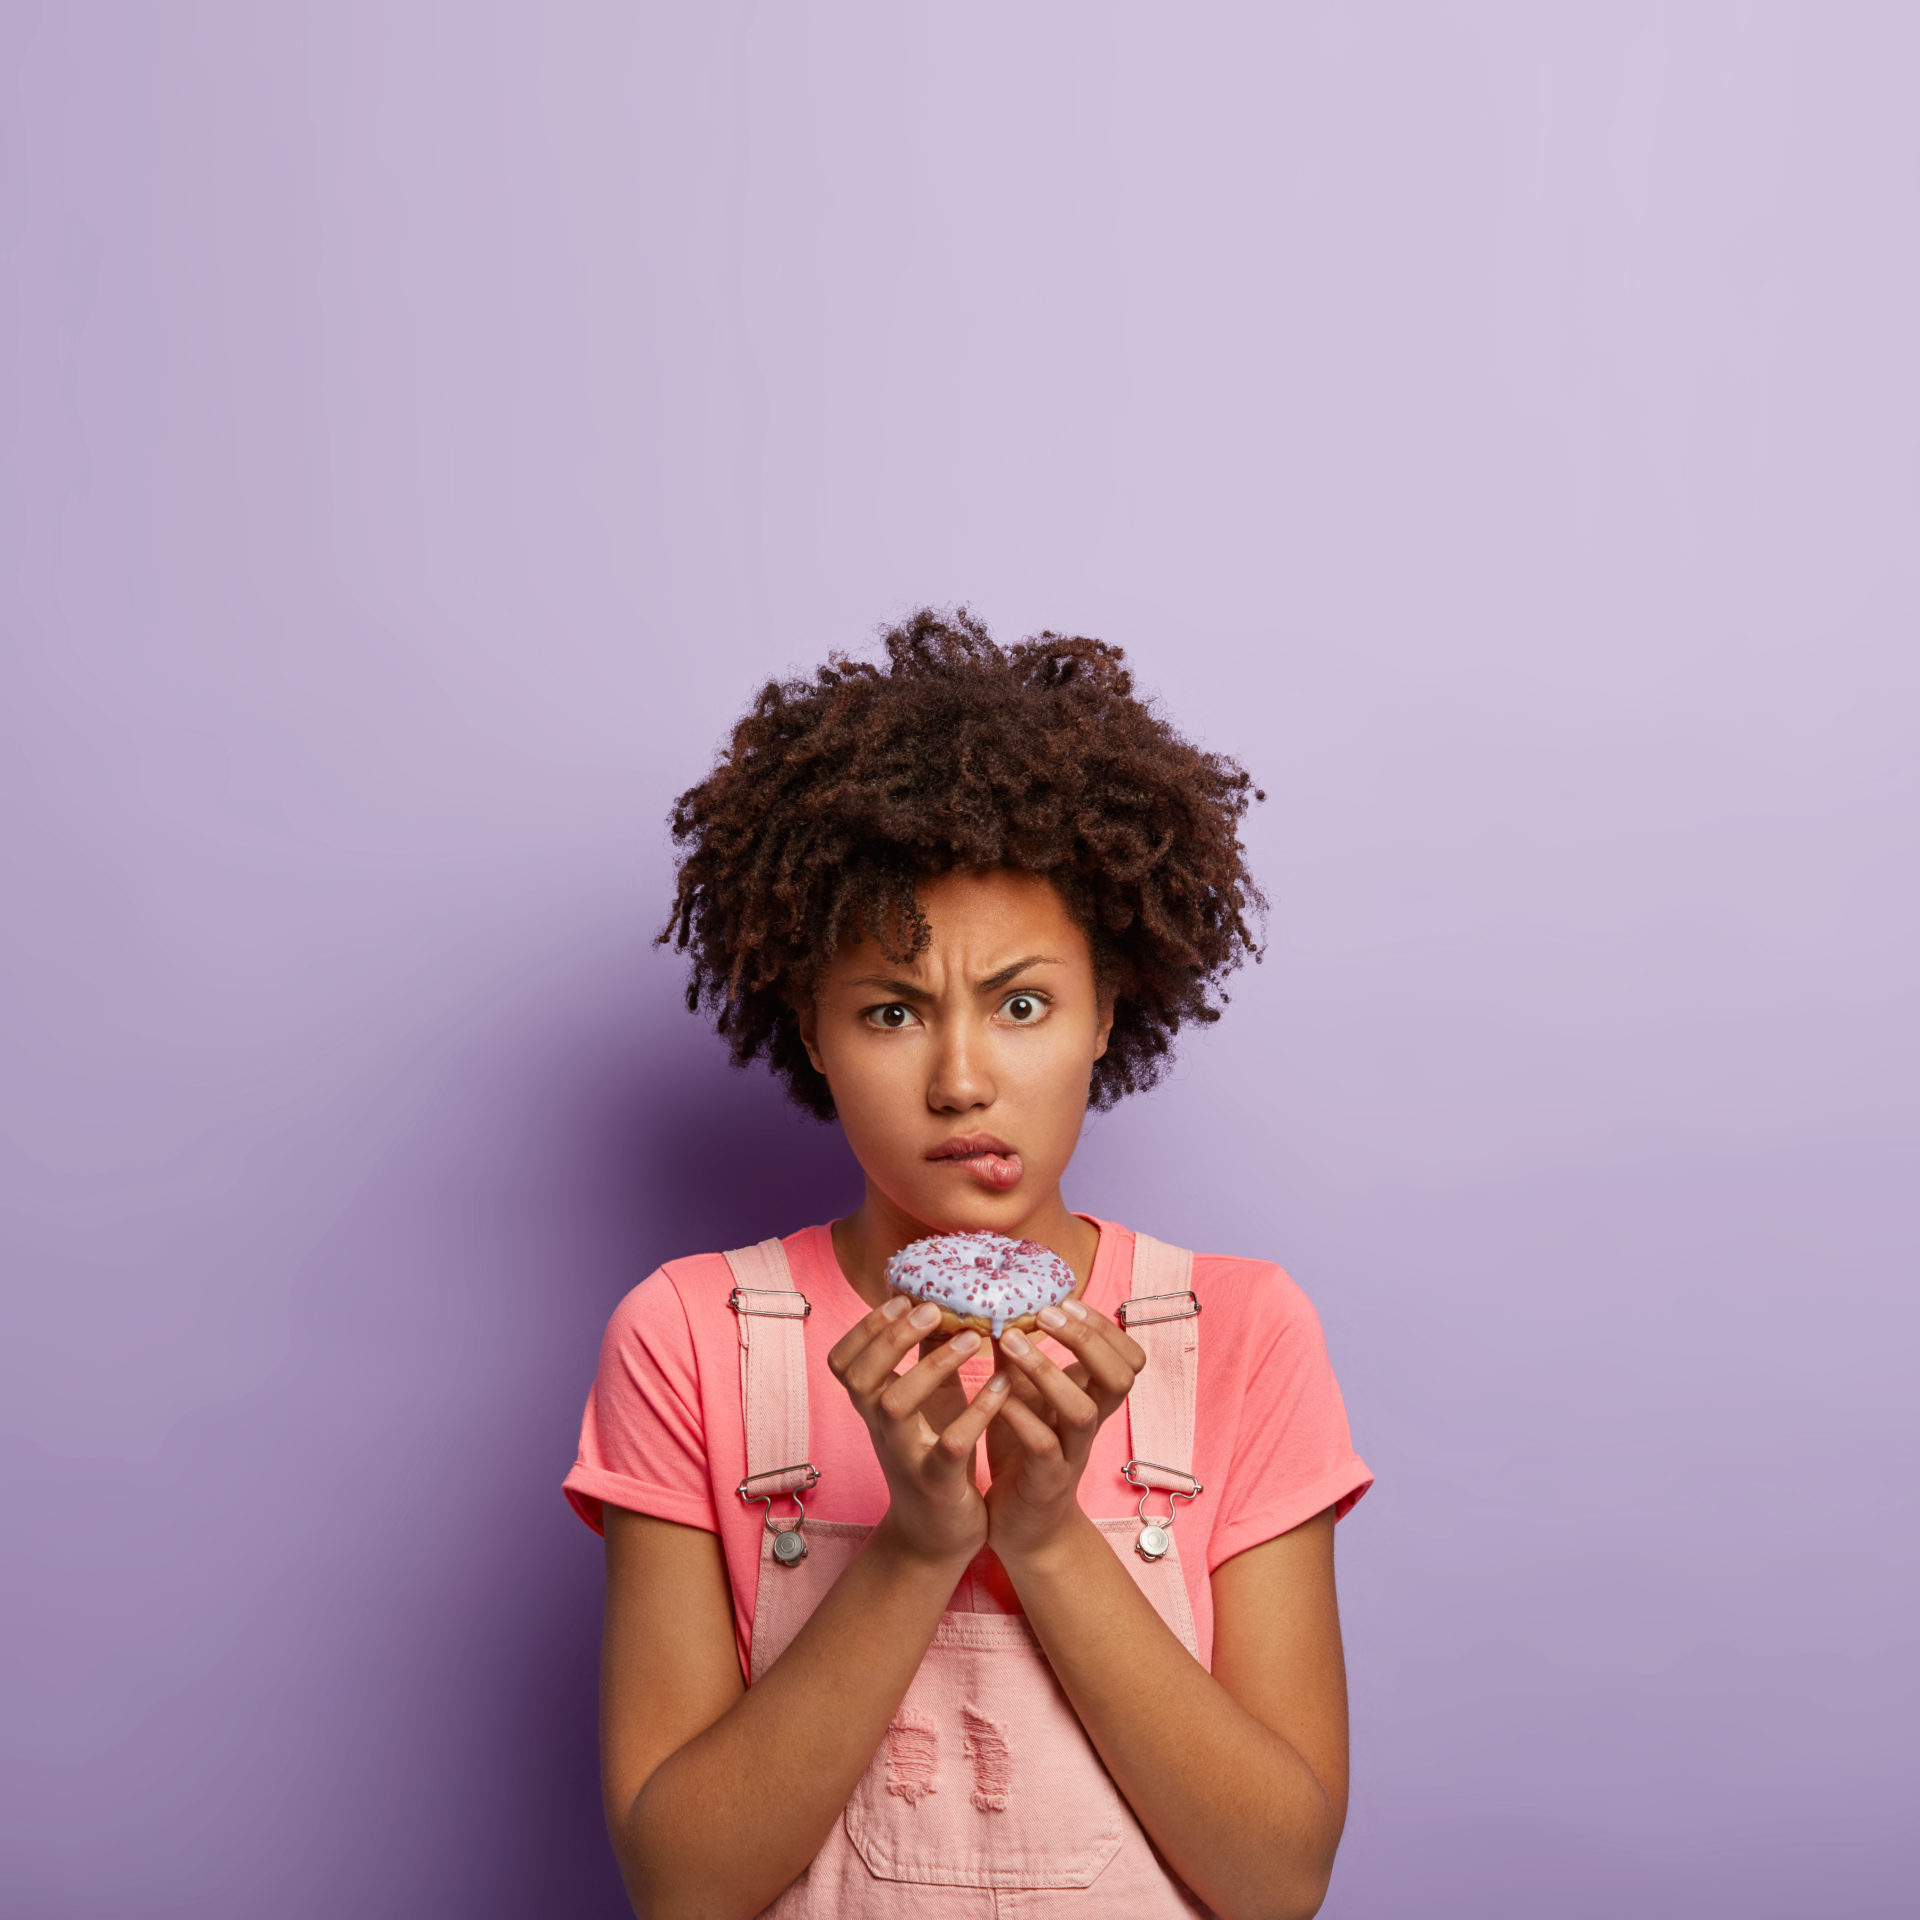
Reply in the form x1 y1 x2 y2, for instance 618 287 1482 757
842 1612 1130 1891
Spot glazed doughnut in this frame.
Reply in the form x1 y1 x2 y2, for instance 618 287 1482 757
884 1229 1077 1338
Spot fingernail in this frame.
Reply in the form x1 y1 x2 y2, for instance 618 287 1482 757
882 1295 910 1320
950 1329 981 1356
1062 1298 1088 1320
909 1302 942 1330
1000 1327 1030 1356
986 1374 1008 1393
1037 1305 1068 1331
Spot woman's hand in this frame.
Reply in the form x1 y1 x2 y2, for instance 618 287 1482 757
828 1296 1011 1565
982 1297 1147 1565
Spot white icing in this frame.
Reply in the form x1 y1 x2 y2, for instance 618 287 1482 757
885 1230 1076 1337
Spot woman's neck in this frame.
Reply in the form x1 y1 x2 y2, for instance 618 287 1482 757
830 1186 1101 1311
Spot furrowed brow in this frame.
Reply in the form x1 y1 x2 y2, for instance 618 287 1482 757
848 976 934 1002
976 954 1061 993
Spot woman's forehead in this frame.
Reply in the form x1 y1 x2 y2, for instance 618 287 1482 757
826 871 1090 984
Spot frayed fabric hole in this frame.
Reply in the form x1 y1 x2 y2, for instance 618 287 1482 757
962 1704 1011 1812
884 1707 939 1806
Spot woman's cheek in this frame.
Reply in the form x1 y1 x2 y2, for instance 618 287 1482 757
1022 1022 1099 1108
838 1051 929 1164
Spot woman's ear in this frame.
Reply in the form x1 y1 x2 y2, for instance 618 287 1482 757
1093 993 1115 1062
797 998 826 1076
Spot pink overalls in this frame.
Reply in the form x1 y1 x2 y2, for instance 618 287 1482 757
722 1232 1213 1918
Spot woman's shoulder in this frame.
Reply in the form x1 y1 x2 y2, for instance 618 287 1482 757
600 1224 831 1346
1189 1246 1314 1303
1134 1234 1330 1345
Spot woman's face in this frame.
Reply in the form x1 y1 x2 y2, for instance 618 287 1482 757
800 868 1112 1236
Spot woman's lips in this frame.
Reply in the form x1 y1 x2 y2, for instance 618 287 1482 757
926 1141 1025 1191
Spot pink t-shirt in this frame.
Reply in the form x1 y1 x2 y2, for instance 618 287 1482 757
563 1218 1373 1676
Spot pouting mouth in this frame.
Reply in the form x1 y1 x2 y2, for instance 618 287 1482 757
925 1134 1015 1162
924 1135 1025 1192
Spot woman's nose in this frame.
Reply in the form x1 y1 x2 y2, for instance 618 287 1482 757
926 1016 994 1113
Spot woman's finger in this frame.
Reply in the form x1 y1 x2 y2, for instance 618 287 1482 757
827 1294 913 1380
1004 1372 1060 1432
1068 1295 1148 1371
1033 1300 1144 1399
999 1362 1050 1410
929 1371 1012 1465
841 1299 948 1399
990 1387 1064 1461
996 1326 1099 1434
875 1328 984 1424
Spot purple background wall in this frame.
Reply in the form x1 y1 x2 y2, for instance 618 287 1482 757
3 6 1914 1914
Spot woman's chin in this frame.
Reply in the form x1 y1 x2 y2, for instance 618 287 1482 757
898 1184 1032 1238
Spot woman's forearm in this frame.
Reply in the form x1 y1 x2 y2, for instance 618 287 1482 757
1000 1514 1340 1920
616 1522 965 1920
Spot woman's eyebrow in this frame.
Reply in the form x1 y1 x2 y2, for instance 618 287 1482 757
845 956 1062 999
976 954 1061 993
847 975 933 1001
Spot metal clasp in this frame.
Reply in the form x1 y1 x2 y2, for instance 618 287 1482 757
728 1287 811 1319
1121 1459 1203 1561
1117 1290 1200 1328
737 1463 819 1567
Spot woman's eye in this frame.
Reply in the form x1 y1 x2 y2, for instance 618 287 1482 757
865 1003 918 1030
1000 993 1046 1024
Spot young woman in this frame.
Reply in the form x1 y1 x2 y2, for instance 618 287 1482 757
564 611 1373 1920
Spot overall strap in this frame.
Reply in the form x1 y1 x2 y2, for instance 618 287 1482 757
723 1239 817 1562
1119 1232 1202 1557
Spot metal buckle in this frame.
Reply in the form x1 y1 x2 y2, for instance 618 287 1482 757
728 1287 811 1319
737 1463 820 1502
1121 1458 1203 1561
1117 1290 1200 1328
1122 1459 1203 1503
737 1463 820 1568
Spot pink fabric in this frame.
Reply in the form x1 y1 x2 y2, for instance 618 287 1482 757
747 1521 1211 1914
563 1217 1373 1678
736 1233 1219 1914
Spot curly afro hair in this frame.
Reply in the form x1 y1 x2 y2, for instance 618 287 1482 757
660 607 1266 1119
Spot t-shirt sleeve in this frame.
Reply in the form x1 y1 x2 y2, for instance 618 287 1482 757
562 1264 720 1537
1206 1262 1374 1571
